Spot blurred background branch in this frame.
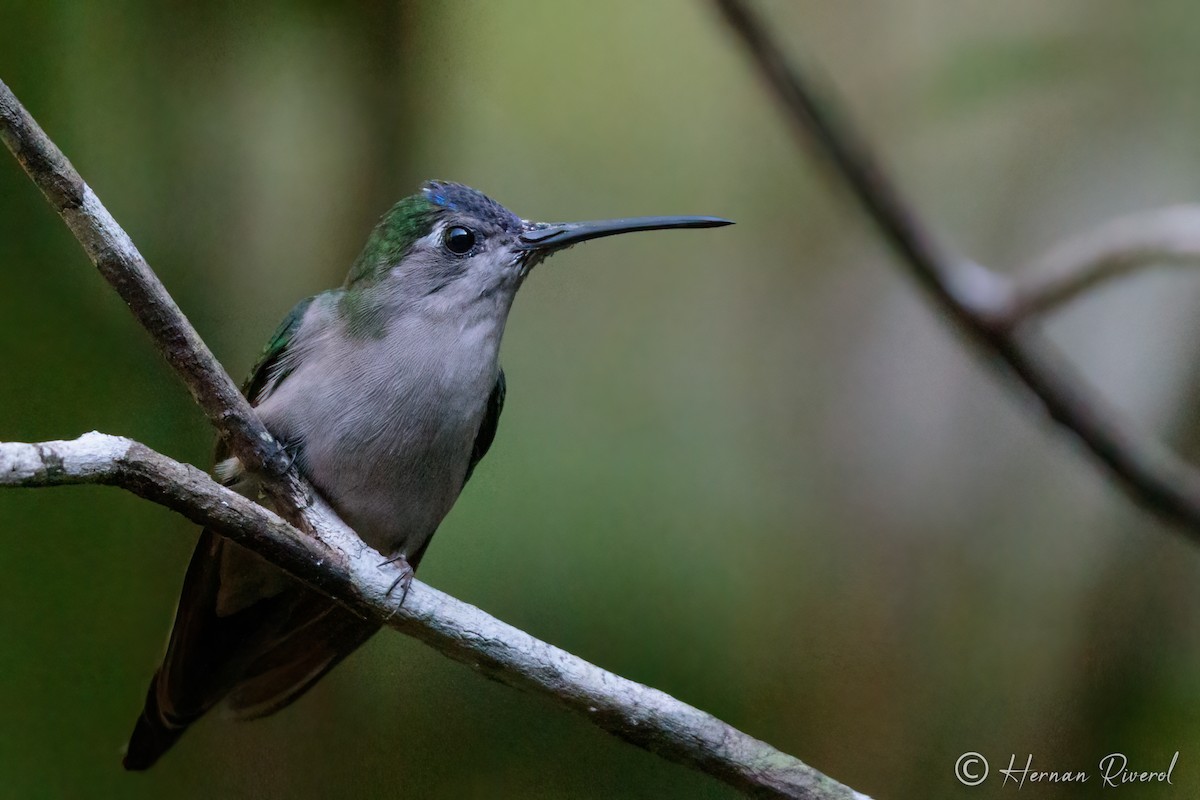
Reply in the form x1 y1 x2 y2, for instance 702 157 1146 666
1009 205 1200 322
713 0 1200 543
0 80 864 800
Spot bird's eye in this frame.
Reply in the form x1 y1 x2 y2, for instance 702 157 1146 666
443 226 476 255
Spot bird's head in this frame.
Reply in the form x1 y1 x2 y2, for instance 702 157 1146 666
340 181 731 334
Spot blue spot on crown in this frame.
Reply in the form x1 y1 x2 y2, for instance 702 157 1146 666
422 181 521 231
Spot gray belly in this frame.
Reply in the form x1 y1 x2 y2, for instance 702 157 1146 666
256 335 498 559
300 396 482 558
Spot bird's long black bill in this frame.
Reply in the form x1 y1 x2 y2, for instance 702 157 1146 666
517 215 732 251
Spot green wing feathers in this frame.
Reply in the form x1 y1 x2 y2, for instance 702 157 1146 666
464 370 505 485
242 294 316 404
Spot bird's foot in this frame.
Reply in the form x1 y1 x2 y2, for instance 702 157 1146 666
380 553 415 609
281 438 304 472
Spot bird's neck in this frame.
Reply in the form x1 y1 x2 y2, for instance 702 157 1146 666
337 268 519 344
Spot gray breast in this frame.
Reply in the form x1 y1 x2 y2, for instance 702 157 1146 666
256 304 503 557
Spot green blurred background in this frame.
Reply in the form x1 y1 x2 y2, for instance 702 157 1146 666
4 1 1200 797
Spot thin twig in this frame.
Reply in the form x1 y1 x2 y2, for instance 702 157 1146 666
0 433 868 800
1007 205 1200 323
712 0 1200 539
0 76 868 799
0 82 288 480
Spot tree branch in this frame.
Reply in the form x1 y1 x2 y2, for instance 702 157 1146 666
0 433 867 800
712 0 1200 542
1006 205 1200 323
0 77 868 798
0 82 288 480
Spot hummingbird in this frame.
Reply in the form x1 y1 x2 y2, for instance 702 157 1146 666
122 180 731 769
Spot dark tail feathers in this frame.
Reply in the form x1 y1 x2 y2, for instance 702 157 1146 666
122 674 187 771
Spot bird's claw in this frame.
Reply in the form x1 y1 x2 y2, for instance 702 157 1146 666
381 554 415 610
281 439 303 472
